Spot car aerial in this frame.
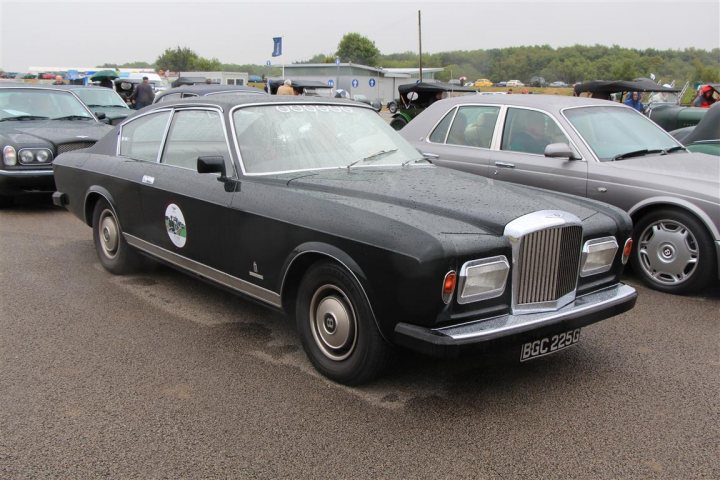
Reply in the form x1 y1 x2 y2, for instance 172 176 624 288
154 84 266 103
669 102 720 156
0 83 113 207
400 94 720 294
52 96 637 384
59 85 133 125
474 79 493 88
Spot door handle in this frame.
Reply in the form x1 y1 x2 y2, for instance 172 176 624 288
421 152 440 159
494 161 515 169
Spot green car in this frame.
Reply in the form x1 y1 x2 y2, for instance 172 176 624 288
388 82 476 130
670 101 720 156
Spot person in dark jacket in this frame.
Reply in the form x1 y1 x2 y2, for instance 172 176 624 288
623 91 644 112
129 77 155 110
693 85 717 108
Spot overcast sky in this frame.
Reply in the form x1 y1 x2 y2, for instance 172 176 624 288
1 0 718 71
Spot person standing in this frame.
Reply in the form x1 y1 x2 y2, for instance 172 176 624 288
693 85 717 108
129 77 155 110
624 91 644 112
277 79 294 95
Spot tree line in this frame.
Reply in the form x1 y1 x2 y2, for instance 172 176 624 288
100 39 719 85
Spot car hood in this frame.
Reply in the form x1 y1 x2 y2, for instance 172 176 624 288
601 151 719 199
0 120 113 148
281 166 614 236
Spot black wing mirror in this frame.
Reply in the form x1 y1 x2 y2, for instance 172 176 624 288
197 156 227 179
545 143 580 160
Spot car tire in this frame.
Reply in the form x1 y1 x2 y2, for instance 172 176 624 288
296 260 391 385
389 116 408 131
92 199 142 275
631 208 715 294
387 101 397 114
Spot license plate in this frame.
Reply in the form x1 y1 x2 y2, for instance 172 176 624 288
520 328 581 362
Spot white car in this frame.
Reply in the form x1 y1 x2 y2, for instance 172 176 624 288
507 80 525 87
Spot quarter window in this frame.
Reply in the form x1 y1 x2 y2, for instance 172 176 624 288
428 108 455 143
501 108 569 155
119 111 171 162
161 109 231 170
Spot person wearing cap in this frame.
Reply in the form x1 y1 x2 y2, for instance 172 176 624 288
693 85 717 108
277 79 294 95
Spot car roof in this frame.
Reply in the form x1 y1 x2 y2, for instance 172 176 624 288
435 93 624 110
156 84 265 97
144 95 376 111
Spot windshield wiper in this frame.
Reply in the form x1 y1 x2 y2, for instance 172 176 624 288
0 115 49 122
662 146 686 154
402 157 433 166
52 115 93 121
346 149 398 169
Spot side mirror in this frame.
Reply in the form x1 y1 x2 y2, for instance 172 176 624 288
545 143 579 160
197 156 227 180
94 112 107 120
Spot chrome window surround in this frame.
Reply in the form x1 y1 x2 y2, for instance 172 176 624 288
504 210 583 314
580 236 618 277
457 256 509 304
18 148 53 165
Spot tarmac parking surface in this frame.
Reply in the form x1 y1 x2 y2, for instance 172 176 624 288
1 197 718 479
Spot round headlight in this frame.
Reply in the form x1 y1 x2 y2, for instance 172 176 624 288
20 150 35 163
3 146 17 166
35 150 50 163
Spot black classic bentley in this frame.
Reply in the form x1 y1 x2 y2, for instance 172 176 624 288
0 84 113 206
53 96 637 384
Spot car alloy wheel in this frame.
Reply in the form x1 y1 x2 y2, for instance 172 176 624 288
92 199 142 275
309 284 357 361
98 208 120 260
632 208 714 294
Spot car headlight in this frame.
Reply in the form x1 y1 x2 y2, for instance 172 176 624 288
3 146 17 166
580 237 618 277
457 256 510 304
35 149 51 163
19 150 35 163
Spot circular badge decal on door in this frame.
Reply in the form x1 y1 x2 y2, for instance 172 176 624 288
164 203 187 248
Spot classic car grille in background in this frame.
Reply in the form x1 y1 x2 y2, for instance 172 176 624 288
56 142 95 155
516 225 582 305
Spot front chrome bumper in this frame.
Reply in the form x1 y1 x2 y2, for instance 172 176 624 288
394 283 637 357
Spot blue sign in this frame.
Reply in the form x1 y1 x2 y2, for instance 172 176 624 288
351 79 359 88
272 37 282 57
327 79 334 87
369 78 376 87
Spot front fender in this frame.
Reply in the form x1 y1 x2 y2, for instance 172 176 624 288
628 196 720 241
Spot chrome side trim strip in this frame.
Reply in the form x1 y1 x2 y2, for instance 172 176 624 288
124 234 282 307
434 283 636 341
0 169 53 176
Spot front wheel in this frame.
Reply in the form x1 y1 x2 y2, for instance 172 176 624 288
296 261 391 385
630 208 715 294
92 199 142 275
387 101 397 114
389 116 408 131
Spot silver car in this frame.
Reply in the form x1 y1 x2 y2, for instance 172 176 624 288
401 95 720 294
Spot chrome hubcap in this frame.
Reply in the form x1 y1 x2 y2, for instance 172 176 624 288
638 219 698 286
309 285 357 361
99 210 119 259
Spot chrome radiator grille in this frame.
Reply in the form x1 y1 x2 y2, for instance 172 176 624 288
56 142 94 155
516 225 582 305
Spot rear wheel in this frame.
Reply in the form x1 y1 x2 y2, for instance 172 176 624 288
92 199 142 274
631 208 715 294
387 101 398 114
296 261 390 385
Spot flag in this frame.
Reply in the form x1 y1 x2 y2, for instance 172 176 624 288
272 37 282 57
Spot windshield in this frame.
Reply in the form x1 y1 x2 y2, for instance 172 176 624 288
564 106 678 161
73 88 128 108
233 104 425 174
0 88 93 121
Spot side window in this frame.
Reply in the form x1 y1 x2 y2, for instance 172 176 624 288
119 111 171 162
161 110 231 171
428 108 455 143
501 108 569 155
447 106 500 148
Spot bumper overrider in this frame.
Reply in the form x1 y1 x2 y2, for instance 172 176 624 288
394 283 637 357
